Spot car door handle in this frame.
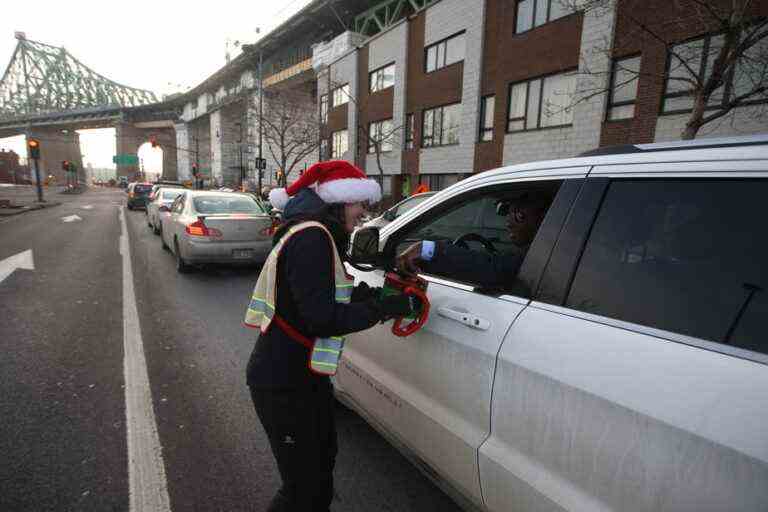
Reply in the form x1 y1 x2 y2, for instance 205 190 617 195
437 307 490 331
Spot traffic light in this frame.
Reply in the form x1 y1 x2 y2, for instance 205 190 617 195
27 138 40 160
62 160 70 172
191 163 198 177
150 135 159 148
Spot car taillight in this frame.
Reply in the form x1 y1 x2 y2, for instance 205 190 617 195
260 218 281 237
129 192 135 198
185 218 222 237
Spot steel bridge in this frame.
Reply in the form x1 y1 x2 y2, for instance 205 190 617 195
0 33 180 181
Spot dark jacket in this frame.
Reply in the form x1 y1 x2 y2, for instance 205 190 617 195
423 241 529 290
246 189 382 389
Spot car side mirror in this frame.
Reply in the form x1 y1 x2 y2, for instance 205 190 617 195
383 209 397 221
350 226 380 265
159 205 171 212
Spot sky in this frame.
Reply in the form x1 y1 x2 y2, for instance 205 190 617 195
0 0 314 171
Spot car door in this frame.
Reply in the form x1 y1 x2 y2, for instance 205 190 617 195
480 167 768 511
340 171 587 507
164 194 186 249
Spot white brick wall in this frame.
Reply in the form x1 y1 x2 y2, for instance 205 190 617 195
367 22 408 176
503 0 617 166
420 0 485 175
175 123 191 181
329 51 359 163
655 105 768 142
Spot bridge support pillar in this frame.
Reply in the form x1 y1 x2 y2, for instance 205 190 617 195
175 123 192 183
115 123 177 181
188 116 212 186
27 129 84 186
211 102 247 189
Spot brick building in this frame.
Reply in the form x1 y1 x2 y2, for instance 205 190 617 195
0 149 28 184
313 0 768 201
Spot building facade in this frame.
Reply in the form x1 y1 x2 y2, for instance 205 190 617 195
315 0 768 201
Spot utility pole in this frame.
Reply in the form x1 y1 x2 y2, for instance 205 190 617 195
258 49 264 196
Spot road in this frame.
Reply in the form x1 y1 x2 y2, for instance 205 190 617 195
0 188 461 512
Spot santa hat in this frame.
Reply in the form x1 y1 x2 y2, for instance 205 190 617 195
268 160 381 210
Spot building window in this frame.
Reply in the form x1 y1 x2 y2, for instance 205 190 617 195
662 33 768 114
418 173 466 191
332 84 350 107
370 63 396 93
515 0 573 33
332 130 348 159
405 114 415 149
368 119 394 154
422 103 461 148
507 71 576 132
607 56 641 121
320 94 329 124
320 139 329 160
425 32 466 73
479 96 495 141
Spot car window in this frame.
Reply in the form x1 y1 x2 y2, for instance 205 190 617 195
162 190 184 200
192 195 261 214
566 179 768 356
172 195 186 213
389 182 561 291
396 194 431 217
135 184 152 194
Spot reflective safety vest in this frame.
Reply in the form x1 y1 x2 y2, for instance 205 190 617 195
244 221 354 376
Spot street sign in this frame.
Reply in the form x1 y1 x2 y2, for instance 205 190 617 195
113 154 139 166
255 158 267 170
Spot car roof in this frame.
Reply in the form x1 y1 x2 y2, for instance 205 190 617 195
460 134 768 186
186 190 256 198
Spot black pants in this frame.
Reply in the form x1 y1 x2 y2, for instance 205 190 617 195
250 381 337 512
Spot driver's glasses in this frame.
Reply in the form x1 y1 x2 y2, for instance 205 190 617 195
510 208 526 224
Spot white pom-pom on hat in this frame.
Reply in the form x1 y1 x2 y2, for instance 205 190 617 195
267 160 381 210
268 188 291 210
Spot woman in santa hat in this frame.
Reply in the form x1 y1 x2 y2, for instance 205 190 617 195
244 160 414 511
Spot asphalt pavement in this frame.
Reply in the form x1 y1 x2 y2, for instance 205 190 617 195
0 187 461 511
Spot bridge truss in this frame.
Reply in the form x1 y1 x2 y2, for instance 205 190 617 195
0 34 158 121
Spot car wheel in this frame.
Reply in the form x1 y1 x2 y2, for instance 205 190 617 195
152 220 161 235
161 232 169 251
174 240 192 274
127 204 133 211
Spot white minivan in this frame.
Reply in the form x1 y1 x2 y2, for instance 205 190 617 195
338 135 768 512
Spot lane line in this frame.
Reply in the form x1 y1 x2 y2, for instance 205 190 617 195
120 206 172 512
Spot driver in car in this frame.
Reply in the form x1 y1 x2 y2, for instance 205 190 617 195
396 193 550 289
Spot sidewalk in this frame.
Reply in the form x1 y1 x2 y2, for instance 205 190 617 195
0 184 65 217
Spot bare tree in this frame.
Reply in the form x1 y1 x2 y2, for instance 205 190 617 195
326 76 404 189
562 0 767 139
257 87 320 188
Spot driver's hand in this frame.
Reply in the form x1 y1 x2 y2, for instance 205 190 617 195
396 242 423 276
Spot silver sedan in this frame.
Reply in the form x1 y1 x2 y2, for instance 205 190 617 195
160 190 274 273
147 187 185 235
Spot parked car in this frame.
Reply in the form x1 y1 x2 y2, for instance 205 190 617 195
340 135 768 512
160 190 273 273
126 182 153 210
364 192 436 229
146 187 185 234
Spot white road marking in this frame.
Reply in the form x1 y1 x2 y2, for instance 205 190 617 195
62 214 82 223
80 205 94 210
0 249 34 285
119 207 172 512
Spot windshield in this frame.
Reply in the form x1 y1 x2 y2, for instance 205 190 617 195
193 195 263 214
134 184 152 194
398 194 433 216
